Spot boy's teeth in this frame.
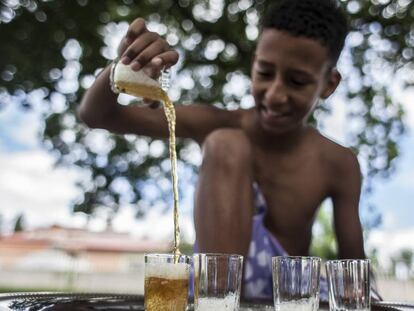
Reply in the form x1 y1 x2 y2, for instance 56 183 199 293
261 106 289 118
267 109 284 117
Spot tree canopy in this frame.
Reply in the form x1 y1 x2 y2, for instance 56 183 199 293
0 0 411 218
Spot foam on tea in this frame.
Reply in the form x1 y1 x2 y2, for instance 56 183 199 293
112 62 166 101
146 262 190 280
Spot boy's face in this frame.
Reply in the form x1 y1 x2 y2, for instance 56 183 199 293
251 29 340 135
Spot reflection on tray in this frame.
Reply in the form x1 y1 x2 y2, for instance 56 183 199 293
0 293 412 311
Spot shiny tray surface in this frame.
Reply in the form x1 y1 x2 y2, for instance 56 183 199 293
0 293 412 311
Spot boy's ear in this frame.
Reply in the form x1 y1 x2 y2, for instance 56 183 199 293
321 68 341 99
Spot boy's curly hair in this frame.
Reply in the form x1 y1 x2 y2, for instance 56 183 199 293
262 0 349 65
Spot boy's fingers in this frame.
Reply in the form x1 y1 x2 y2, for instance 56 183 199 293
118 18 147 57
118 17 178 71
121 32 161 67
135 38 168 70
128 38 167 70
151 57 163 66
122 33 168 70
125 18 147 40
117 37 128 56
151 50 179 69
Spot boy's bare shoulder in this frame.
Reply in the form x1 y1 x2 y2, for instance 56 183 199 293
310 129 360 174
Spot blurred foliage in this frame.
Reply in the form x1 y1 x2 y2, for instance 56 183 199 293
13 213 25 232
0 0 411 218
178 241 195 256
310 204 383 260
399 248 413 268
389 248 414 277
310 206 337 260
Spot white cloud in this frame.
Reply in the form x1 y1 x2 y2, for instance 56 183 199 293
0 148 195 244
0 103 41 150
321 92 347 144
399 174 414 190
395 158 414 189
393 80 414 127
367 228 414 268
0 150 82 231
119 205 195 243
381 211 398 229
404 93 414 126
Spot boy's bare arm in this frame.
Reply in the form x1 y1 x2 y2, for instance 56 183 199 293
331 149 366 259
78 18 241 143
78 64 239 141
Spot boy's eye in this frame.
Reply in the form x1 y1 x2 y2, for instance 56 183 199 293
256 70 273 78
291 79 306 86
290 77 310 87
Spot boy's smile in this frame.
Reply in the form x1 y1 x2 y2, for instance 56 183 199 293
251 29 340 135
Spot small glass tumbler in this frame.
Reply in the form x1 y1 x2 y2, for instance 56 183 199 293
272 256 321 311
144 253 191 311
110 58 170 100
193 253 244 311
325 259 370 311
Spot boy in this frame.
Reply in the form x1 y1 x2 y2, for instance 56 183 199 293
79 0 369 300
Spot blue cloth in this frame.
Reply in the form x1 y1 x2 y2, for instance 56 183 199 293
244 183 329 300
243 182 287 299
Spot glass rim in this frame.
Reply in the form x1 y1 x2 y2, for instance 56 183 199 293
325 258 370 265
193 252 243 259
109 58 120 94
110 57 170 92
272 255 321 262
144 253 190 259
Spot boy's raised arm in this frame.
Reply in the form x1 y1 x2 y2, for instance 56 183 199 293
78 18 178 138
78 18 241 143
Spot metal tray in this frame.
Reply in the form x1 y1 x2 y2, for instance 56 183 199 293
0 293 270 310
0 292 412 311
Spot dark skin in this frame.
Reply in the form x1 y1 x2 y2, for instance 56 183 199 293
79 19 365 263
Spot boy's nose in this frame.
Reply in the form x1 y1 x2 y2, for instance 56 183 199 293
264 78 288 106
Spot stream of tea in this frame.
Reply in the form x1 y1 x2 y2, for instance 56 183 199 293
114 80 181 258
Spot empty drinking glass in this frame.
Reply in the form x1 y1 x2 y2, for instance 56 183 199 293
193 253 244 311
325 259 371 311
272 256 321 311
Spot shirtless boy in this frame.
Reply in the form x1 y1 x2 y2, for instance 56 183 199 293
79 0 368 299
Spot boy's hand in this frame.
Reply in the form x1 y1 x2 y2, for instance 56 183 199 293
117 18 178 72
117 18 177 108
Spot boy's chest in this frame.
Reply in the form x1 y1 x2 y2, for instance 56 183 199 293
252 148 330 227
